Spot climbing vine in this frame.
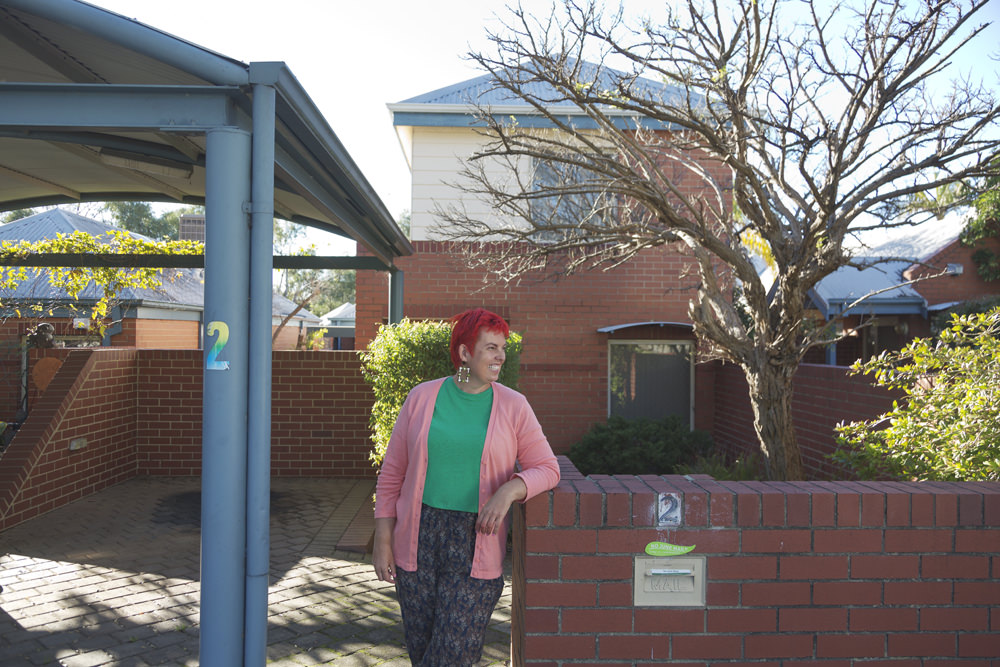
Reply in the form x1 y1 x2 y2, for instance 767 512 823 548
0 230 202 335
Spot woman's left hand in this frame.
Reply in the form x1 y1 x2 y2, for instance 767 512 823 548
476 478 527 535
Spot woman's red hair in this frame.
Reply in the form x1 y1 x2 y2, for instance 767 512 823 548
450 308 509 369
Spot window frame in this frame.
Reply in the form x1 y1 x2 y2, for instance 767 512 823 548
530 154 617 242
606 338 695 428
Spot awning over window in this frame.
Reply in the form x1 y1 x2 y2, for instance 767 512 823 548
597 321 693 333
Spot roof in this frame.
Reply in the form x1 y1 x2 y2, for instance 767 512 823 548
808 213 967 318
844 213 966 265
388 60 692 130
271 292 319 323
809 262 927 318
319 302 355 326
0 0 411 267
0 207 146 242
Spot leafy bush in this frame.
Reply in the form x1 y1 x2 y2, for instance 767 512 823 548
833 307 1000 481
359 318 522 467
567 415 713 476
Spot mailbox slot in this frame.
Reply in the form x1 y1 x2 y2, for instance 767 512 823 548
634 556 706 607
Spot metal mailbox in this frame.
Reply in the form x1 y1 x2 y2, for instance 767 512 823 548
633 555 706 607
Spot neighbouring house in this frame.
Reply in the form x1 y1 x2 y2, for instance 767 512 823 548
317 302 356 350
0 208 320 421
803 213 1000 365
356 68 731 452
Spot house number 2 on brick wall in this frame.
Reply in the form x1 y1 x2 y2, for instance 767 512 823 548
206 321 230 370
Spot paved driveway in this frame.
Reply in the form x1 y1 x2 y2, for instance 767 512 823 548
0 477 512 666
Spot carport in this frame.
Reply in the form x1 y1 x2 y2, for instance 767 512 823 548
0 1 411 665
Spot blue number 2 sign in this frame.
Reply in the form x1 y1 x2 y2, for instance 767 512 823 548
206 321 231 371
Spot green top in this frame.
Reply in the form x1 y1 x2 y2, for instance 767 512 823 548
422 377 493 513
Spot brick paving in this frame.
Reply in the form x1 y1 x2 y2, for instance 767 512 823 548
0 477 512 666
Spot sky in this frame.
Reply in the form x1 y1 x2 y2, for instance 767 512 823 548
82 0 999 254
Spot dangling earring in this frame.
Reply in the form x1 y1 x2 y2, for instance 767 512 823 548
456 364 471 383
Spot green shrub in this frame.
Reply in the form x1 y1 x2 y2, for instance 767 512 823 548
676 450 765 481
567 415 714 476
833 307 1000 481
359 318 522 468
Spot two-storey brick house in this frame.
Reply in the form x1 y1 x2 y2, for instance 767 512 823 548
355 70 731 452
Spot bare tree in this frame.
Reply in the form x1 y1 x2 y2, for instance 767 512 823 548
436 0 1000 479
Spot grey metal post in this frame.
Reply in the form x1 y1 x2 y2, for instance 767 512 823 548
200 126 252 667
388 268 404 324
245 77 276 666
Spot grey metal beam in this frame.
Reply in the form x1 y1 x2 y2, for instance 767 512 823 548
0 83 244 131
274 146 395 267
0 192 205 211
0 253 390 270
268 65 408 256
272 255 390 270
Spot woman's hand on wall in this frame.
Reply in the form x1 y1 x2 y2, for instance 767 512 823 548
476 477 527 535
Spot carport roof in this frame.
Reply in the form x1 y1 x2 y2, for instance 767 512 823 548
0 0 411 267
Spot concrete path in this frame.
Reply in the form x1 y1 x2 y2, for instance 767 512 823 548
0 477 512 666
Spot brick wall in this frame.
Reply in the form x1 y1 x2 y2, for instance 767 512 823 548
135 350 203 475
134 350 375 477
711 362 900 479
132 318 200 349
0 348 138 531
271 351 376 478
513 457 1000 665
0 349 375 531
356 240 707 453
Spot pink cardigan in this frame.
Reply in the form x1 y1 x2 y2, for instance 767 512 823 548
374 378 560 579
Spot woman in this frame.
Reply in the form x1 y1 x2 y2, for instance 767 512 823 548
373 307 560 665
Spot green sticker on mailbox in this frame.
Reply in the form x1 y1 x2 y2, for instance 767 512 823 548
645 541 695 556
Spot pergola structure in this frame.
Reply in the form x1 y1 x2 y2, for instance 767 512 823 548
0 1 412 664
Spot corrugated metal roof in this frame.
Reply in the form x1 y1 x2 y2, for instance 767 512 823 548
810 261 925 314
319 301 354 325
808 214 967 317
390 60 694 129
272 291 319 323
0 207 150 242
844 212 965 264
400 60 685 106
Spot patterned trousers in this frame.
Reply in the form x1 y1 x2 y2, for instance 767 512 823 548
395 504 505 666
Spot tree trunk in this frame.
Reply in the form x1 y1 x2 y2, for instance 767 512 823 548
744 361 805 481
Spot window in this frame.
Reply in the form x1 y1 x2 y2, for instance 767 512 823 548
531 156 615 242
608 341 693 426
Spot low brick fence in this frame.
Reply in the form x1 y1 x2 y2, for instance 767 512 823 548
710 362 900 479
512 457 1000 665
